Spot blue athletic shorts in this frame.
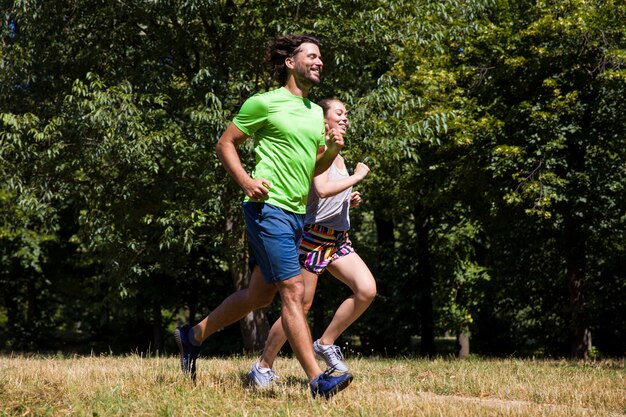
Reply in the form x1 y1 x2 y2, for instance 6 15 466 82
243 202 305 284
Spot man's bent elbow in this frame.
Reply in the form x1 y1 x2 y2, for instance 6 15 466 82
215 138 225 156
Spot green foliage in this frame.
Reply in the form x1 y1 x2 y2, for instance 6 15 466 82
464 0 626 356
1 0 625 358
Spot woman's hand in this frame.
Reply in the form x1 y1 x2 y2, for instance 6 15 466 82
354 162 370 180
350 191 362 208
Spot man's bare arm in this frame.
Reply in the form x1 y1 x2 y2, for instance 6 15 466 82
216 122 272 199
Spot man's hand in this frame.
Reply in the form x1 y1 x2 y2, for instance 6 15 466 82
243 178 272 200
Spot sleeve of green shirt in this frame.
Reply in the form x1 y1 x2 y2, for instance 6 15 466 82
233 94 267 136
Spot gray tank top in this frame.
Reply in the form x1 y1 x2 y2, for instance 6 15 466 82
304 161 351 231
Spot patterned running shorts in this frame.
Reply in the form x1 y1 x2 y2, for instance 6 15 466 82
298 223 355 275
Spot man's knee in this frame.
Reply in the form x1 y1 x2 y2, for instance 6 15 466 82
277 276 305 305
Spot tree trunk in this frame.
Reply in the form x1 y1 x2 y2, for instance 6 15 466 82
564 212 591 359
415 205 436 356
27 277 37 324
455 285 470 358
3 279 19 338
456 332 470 358
375 216 395 247
225 202 269 353
152 305 163 355
374 213 395 274
231 264 270 353
563 108 591 360
359 209 395 353
187 277 198 325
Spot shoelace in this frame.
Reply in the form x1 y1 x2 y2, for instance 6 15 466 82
255 365 278 383
326 345 344 363
266 369 278 383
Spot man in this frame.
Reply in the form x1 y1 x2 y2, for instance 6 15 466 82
174 34 353 399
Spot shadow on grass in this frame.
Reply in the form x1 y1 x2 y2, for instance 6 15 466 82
236 371 309 396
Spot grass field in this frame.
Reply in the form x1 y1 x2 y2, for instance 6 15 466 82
1 354 624 416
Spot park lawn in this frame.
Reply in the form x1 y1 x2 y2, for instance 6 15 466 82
0 354 624 416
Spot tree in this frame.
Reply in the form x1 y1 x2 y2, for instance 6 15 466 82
0 0 402 353
465 0 626 358
346 0 494 356
2 0 624 359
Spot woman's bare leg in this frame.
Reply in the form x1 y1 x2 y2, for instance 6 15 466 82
317 253 376 345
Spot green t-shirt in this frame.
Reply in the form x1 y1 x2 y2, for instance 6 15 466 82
233 87 326 214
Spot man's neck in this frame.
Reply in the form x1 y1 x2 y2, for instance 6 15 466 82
283 77 310 98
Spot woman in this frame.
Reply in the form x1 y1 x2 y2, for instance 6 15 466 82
248 98 377 388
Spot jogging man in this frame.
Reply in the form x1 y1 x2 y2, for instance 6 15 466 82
174 34 353 399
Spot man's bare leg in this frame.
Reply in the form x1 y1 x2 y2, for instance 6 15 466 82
275 273 322 381
258 270 318 369
191 266 276 343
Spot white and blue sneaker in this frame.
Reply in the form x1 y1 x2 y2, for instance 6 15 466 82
313 340 348 373
247 362 278 388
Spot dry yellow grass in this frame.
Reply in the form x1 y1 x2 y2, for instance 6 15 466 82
0 354 624 416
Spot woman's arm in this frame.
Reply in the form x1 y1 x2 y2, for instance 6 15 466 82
313 162 370 198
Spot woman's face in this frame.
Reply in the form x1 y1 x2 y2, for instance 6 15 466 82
325 100 349 135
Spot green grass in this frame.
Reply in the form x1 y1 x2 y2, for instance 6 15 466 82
1 354 624 416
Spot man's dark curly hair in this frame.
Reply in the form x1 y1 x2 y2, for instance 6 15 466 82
265 34 321 85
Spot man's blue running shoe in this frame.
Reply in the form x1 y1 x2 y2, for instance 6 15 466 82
309 370 353 399
174 324 200 381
